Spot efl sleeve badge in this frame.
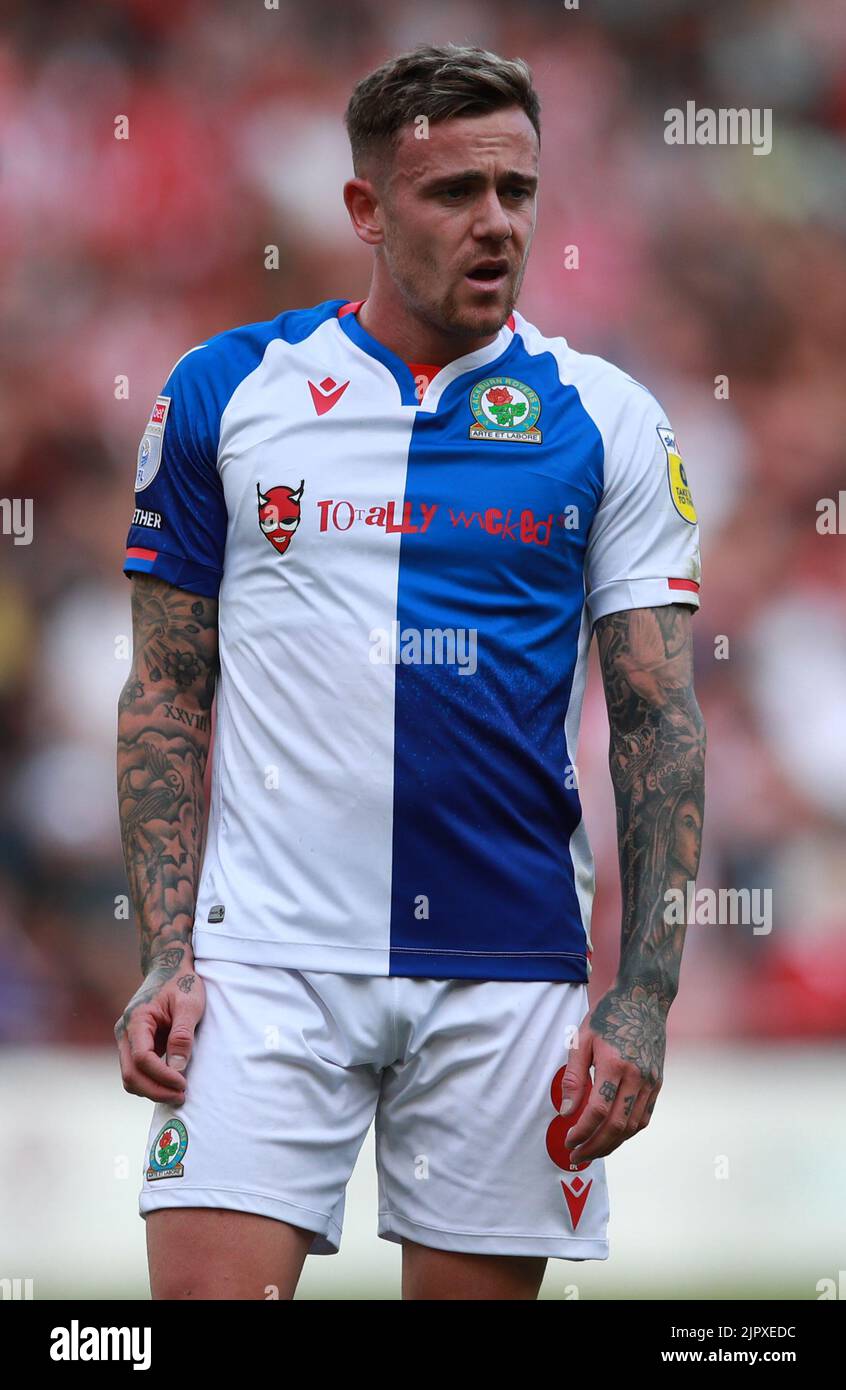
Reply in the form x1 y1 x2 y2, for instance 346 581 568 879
657 425 697 524
135 395 172 491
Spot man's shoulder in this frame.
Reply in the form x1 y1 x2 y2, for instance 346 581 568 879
207 297 350 353
161 298 351 404
512 310 668 450
513 310 655 404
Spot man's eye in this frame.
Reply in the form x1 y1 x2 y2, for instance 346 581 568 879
507 187 531 200
443 186 468 198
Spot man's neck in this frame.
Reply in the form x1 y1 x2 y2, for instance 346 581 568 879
357 288 503 368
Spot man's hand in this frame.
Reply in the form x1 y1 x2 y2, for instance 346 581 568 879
558 977 669 1163
114 944 205 1105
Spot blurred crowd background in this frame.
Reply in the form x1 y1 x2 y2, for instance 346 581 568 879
1 0 845 1048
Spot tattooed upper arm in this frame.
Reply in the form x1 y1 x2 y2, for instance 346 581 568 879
595 604 697 721
123 573 219 707
593 603 706 996
117 575 219 972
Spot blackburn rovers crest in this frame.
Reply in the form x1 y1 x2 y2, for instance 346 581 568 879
469 377 542 444
146 1118 188 1181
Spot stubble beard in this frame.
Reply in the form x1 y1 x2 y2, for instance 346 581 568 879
393 246 527 342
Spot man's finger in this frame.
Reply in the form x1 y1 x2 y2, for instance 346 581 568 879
627 1084 656 1133
559 1022 593 1116
164 1005 201 1073
569 1070 649 1160
564 1065 623 1151
128 1007 188 1092
115 1032 137 1089
116 1028 185 1104
122 1071 188 1106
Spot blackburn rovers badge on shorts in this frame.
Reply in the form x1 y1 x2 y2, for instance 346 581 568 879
469 376 542 444
146 1118 188 1181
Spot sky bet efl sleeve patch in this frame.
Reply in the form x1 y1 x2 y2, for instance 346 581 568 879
657 425 697 524
135 395 172 491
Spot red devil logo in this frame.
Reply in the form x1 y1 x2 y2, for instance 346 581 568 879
257 480 304 556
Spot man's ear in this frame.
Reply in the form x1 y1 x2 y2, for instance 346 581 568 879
343 176 384 248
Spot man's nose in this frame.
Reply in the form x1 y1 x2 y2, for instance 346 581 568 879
471 188 513 241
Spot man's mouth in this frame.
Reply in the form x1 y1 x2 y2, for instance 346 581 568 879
464 259 509 289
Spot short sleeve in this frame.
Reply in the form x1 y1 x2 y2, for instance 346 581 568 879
123 345 228 599
584 383 701 628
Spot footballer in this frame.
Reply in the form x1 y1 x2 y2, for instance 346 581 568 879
116 43 705 1300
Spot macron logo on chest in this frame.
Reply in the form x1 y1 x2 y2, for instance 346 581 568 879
308 375 350 415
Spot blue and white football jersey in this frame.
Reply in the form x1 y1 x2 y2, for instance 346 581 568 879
124 297 701 981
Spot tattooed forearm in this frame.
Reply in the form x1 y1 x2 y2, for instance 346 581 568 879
163 703 211 732
595 604 706 1024
117 574 219 974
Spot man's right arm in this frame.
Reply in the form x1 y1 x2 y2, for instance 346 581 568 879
115 573 219 1101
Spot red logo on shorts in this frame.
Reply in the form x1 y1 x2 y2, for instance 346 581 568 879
546 1064 594 1231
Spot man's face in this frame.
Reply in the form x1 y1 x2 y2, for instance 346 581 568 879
372 107 539 339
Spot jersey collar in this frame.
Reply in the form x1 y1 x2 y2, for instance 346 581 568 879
336 300 516 410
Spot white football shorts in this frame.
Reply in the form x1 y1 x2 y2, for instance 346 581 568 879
138 958 610 1259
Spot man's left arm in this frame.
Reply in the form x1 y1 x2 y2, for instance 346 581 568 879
561 602 706 1161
